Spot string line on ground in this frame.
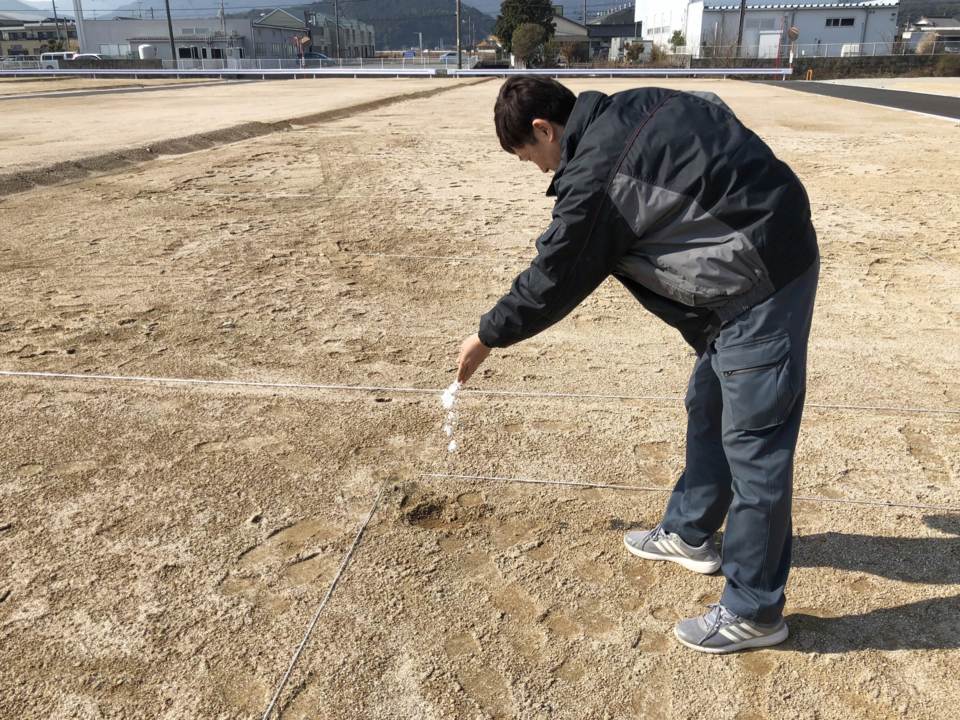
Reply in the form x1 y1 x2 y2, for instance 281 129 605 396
1 369 958 417
261 482 387 720
422 473 960 513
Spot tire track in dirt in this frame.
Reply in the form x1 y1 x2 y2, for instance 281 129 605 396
0 79 491 198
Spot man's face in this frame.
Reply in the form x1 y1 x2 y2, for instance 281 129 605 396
513 119 563 174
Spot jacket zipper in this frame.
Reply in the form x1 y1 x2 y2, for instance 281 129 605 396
723 361 781 377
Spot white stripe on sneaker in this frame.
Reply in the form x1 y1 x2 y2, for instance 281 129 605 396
661 538 680 555
738 624 764 638
718 628 742 642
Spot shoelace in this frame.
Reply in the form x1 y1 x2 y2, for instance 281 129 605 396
648 523 667 543
705 603 741 632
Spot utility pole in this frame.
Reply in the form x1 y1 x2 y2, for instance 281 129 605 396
164 0 177 63
735 0 747 56
456 0 462 69
334 0 341 60
71 0 87 52
583 0 587 23
51 0 64 47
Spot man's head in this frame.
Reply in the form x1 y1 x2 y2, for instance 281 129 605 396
494 76 576 174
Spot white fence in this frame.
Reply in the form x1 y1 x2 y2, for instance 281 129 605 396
164 55 481 71
0 66 793 80
0 59 41 70
451 67 792 78
678 40 960 59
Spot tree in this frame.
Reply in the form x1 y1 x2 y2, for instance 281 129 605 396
558 40 589 64
512 22 546 66
494 0 555 53
669 31 686 52
625 41 644 64
916 31 939 54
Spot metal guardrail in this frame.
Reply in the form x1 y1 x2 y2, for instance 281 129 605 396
0 67 439 79
0 66 792 80
161 56 482 71
451 67 793 78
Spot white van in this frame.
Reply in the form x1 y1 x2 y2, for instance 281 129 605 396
40 51 76 69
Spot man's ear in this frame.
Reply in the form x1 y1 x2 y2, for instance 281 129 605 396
531 118 555 142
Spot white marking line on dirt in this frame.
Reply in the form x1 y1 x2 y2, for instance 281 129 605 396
423 473 960 512
356 252 493 262
1 369 959 417
261 482 387 720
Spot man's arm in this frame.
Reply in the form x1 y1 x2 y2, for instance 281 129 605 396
478 187 628 350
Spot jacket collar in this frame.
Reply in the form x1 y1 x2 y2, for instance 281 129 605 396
546 91 609 197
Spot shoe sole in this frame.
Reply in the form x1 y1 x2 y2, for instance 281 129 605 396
623 535 720 575
673 623 790 654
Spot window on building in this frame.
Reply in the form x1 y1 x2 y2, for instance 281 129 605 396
211 48 223 59
178 47 192 58
826 18 855 27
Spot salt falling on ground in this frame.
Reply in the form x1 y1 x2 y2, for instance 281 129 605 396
441 380 462 453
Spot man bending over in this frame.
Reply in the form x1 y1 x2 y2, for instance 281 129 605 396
456 76 819 653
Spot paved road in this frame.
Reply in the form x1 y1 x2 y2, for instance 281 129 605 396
765 81 960 120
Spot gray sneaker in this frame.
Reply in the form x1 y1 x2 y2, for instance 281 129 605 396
674 604 789 654
623 523 721 574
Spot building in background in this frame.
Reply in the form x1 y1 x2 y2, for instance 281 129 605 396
588 5 643 59
553 12 590 42
83 10 305 60
635 0 899 57
0 17 78 57
302 11 375 57
902 14 960 49
81 8 374 60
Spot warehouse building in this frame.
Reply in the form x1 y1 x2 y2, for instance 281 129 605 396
636 0 900 57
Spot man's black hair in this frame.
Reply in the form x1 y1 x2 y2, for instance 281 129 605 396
494 76 577 154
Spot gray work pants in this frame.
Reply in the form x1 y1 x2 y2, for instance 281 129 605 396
662 257 819 623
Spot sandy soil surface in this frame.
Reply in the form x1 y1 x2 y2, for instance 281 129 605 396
1 79 958 719
0 78 442 175
0 77 219 96
824 77 960 98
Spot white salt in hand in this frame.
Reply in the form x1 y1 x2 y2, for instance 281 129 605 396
441 380 462 452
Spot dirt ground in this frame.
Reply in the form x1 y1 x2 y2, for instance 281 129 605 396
0 77 441 174
0 77 219 96
1 78 958 719
824 77 960 98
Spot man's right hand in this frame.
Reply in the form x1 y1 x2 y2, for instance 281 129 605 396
457 333 491 384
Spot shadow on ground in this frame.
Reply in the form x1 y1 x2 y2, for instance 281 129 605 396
786 514 960 652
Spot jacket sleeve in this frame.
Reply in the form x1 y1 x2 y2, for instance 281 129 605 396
477 181 628 349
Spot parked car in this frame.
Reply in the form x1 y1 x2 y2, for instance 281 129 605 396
302 51 336 66
41 51 76 62
72 53 103 60
438 51 458 62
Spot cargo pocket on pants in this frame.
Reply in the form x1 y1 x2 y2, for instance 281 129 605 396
715 333 797 431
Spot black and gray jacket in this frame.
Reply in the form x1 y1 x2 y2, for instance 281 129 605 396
478 88 819 354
